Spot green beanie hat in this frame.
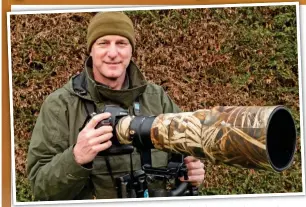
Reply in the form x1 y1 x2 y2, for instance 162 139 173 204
87 12 135 53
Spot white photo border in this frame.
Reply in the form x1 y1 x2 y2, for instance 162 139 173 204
7 2 305 206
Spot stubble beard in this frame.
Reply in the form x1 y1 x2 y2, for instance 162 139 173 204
93 66 119 82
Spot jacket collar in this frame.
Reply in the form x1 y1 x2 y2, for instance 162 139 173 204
83 56 148 108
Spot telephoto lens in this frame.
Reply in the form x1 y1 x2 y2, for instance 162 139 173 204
116 106 297 172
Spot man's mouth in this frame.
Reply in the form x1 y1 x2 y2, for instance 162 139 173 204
104 62 121 65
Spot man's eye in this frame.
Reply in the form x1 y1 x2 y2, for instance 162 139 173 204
98 42 107 45
118 42 128 45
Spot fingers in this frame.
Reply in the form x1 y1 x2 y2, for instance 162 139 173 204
186 168 205 185
179 174 204 184
91 140 112 152
179 168 205 181
74 112 114 165
80 112 113 139
184 156 198 163
185 159 204 170
187 168 205 176
179 173 205 187
180 156 205 187
88 132 113 146
87 125 113 138
84 112 111 130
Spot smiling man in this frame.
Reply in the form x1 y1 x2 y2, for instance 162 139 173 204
27 12 205 201
90 35 132 89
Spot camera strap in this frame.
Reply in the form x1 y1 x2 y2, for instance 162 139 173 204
78 99 97 132
104 156 115 185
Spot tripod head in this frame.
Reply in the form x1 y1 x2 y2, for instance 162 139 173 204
115 159 199 198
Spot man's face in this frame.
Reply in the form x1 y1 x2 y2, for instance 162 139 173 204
90 35 132 83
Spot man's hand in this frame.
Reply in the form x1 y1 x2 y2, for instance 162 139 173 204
73 112 113 165
179 156 205 187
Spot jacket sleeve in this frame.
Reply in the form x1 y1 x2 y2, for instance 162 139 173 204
26 93 91 201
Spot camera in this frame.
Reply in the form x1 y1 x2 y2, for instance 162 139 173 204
91 105 135 156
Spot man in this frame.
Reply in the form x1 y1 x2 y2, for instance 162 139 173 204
27 11 205 200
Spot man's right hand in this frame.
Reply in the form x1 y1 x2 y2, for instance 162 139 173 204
73 112 113 165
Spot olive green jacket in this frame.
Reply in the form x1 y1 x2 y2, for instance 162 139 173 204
27 58 181 201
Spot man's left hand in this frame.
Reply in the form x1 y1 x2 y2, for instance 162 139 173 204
179 156 205 187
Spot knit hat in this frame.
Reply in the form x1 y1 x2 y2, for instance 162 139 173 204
86 12 135 53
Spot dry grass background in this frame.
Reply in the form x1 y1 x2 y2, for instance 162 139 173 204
10 6 302 201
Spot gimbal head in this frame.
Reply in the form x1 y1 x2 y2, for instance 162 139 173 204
115 160 198 198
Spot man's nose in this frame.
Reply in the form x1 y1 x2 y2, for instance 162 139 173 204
107 43 118 58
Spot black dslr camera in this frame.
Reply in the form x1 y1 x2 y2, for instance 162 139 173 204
91 105 134 156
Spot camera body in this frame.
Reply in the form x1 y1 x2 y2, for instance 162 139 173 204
92 105 134 156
